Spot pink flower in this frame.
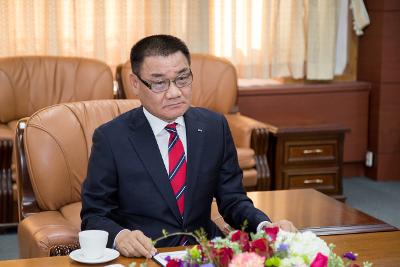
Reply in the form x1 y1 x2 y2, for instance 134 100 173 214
310 252 328 267
229 252 265 267
264 226 279 241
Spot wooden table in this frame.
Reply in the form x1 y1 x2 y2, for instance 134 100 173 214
321 231 400 266
247 189 397 235
1 231 399 267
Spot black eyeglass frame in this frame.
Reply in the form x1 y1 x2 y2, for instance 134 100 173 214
135 69 193 93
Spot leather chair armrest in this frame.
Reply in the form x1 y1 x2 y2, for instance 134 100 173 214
225 114 270 190
18 211 79 258
49 243 80 256
0 138 13 170
0 138 14 224
115 64 127 99
15 118 41 221
224 113 267 148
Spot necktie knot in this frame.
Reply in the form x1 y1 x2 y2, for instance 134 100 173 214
165 123 177 134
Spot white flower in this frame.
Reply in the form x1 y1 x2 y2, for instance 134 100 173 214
274 230 330 265
280 256 307 267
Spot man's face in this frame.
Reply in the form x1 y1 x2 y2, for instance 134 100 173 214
129 51 192 122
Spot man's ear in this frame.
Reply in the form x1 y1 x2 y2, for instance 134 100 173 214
129 73 140 96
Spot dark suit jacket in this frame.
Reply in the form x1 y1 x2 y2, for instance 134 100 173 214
81 106 270 247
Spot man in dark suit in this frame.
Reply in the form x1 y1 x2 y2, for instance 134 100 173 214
81 35 295 258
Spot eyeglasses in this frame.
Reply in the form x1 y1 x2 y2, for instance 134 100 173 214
136 70 193 93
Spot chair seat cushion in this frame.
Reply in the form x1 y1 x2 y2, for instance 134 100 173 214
60 202 82 230
237 147 255 169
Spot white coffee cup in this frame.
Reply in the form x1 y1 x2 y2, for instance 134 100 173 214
78 230 109 259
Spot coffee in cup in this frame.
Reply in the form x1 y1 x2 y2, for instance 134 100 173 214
78 230 109 259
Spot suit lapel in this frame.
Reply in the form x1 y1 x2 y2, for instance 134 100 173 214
127 107 182 222
183 108 206 221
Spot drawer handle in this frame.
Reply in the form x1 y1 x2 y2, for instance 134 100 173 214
303 148 323 154
303 178 324 184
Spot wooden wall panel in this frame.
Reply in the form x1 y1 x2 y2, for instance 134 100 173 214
360 0 400 180
376 154 400 180
366 0 400 11
367 83 381 152
238 82 370 165
377 84 400 154
357 11 383 83
381 12 400 82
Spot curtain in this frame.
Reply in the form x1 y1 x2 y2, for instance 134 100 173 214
0 0 208 72
210 0 345 80
0 0 356 80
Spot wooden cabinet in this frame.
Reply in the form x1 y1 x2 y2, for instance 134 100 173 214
266 124 348 200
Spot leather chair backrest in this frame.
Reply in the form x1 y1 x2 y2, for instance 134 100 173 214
23 99 141 211
119 53 238 114
0 56 114 124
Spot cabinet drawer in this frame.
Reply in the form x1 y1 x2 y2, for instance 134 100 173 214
283 167 339 193
284 140 337 164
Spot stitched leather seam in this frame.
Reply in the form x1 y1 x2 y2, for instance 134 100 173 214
26 118 73 210
92 67 111 96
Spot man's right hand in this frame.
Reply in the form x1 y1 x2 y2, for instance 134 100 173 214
115 229 157 258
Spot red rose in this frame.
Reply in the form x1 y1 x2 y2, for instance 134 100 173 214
166 259 181 267
264 226 279 241
210 247 233 267
250 238 273 258
231 230 242 242
310 252 328 267
231 230 250 251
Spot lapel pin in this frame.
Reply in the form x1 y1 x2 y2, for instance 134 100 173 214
197 129 203 132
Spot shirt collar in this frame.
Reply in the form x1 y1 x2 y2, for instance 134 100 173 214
143 107 185 136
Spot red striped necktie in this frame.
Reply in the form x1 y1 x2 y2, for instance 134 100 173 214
165 123 187 217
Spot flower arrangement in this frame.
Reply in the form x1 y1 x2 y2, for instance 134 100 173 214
159 227 372 267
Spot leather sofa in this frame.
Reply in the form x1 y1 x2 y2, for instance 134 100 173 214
116 54 270 191
0 56 114 226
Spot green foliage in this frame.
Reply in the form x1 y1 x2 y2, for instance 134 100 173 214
241 220 248 231
265 256 281 267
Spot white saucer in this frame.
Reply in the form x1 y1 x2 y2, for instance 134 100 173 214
69 248 120 264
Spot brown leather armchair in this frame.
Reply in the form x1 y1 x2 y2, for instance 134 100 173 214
0 56 114 227
116 54 270 191
15 99 142 258
15 99 233 258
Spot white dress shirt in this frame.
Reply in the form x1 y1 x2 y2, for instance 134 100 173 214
142 107 187 172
